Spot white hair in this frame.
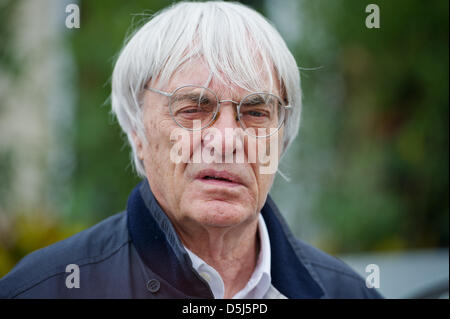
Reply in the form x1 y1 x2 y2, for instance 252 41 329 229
111 1 302 177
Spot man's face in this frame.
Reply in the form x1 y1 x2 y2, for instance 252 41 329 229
135 60 283 232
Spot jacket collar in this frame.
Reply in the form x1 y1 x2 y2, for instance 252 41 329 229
127 179 324 298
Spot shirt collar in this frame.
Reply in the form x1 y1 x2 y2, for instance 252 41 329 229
185 214 271 299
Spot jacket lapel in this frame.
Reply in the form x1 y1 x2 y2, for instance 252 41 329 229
127 180 213 298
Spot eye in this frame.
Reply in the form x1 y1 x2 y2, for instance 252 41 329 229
240 105 271 118
180 107 201 114
246 110 266 117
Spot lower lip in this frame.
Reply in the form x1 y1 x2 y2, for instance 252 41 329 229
197 178 242 187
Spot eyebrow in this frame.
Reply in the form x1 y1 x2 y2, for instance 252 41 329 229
174 93 212 104
241 95 267 105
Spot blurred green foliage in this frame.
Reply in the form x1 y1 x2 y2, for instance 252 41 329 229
0 0 448 276
0 212 86 277
287 0 449 252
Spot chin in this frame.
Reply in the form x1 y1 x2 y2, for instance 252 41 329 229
191 200 254 228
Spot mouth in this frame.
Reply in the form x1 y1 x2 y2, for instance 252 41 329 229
196 169 244 187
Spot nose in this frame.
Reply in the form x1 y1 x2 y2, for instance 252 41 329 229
202 101 242 161
213 101 240 130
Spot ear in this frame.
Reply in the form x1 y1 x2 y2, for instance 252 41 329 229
131 131 145 161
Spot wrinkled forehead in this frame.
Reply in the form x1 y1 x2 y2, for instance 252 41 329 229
154 57 281 100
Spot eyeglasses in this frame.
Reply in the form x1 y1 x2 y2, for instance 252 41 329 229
144 84 290 138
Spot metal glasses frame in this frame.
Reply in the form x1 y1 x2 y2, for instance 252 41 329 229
144 84 291 138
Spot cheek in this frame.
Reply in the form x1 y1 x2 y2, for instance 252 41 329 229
252 134 280 170
141 115 178 175
145 112 175 149
277 127 284 156
255 172 274 211
252 131 281 206
257 170 275 192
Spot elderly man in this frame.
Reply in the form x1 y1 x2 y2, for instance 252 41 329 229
0 2 381 299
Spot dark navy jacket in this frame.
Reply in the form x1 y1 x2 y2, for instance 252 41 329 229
0 180 382 299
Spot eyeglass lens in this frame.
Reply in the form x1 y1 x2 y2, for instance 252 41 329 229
169 85 284 137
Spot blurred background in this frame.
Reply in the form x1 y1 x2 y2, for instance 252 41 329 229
0 0 448 298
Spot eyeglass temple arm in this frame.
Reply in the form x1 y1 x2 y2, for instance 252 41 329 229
145 86 172 97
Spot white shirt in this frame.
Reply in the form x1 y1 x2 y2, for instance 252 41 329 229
185 214 272 299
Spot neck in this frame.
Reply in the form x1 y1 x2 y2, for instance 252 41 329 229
178 217 260 298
